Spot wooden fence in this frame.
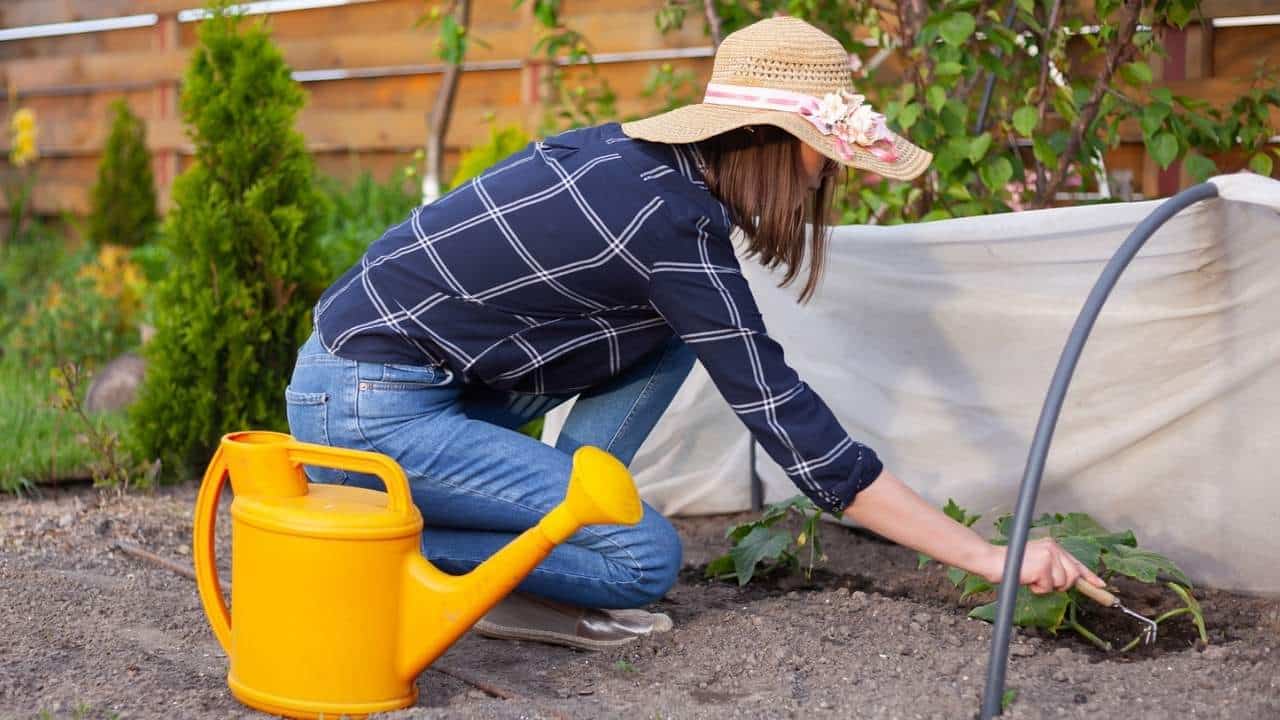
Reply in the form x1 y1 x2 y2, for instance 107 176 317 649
0 0 1277 219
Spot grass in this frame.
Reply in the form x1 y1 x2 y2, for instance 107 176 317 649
0 356 126 494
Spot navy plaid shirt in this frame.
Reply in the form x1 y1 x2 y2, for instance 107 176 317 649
314 122 882 513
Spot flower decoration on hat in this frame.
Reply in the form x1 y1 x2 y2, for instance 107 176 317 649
802 91 895 161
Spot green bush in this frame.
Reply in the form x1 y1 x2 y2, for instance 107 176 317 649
448 124 530 189
129 3 327 477
315 171 417 281
88 100 158 248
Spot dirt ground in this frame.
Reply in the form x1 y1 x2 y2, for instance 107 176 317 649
2 483 1278 720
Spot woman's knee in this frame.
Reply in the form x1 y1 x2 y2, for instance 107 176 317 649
609 507 683 607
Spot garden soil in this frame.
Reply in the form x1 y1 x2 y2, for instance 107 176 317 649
2 483 1278 720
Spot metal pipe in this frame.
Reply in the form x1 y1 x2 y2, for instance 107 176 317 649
978 181 1220 718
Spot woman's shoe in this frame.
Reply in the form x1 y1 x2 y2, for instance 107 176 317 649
473 592 673 650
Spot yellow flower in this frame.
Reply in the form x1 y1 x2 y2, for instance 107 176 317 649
9 107 38 167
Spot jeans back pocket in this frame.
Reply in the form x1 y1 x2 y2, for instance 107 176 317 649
284 387 347 485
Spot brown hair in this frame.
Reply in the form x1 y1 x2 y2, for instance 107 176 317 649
697 125 837 303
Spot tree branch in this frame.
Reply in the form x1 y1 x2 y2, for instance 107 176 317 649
703 0 723 49
1037 0 1141 206
1033 0 1062 197
423 0 472 205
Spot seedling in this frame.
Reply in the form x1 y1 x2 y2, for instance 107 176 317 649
706 495 828 585
920 500 1209 652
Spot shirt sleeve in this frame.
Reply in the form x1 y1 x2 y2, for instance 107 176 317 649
647 215 884 514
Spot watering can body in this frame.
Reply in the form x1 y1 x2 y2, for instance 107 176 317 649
193 430 642 719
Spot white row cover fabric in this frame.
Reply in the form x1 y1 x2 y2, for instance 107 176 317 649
544 173 1280 595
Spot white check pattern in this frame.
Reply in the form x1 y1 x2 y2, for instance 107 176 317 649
314 122 882 513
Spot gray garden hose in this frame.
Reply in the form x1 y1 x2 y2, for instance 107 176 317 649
979 181 1221 718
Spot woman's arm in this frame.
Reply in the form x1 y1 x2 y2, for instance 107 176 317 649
843 468 1105 594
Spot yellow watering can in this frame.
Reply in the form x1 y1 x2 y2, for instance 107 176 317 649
192 430 642 719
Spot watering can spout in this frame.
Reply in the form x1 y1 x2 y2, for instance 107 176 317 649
396 446 643 679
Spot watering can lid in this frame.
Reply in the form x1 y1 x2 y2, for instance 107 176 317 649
232 484 423 540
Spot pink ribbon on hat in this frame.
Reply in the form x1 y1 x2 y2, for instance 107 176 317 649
703 82 899 163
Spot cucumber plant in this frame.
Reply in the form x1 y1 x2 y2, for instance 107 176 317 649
920 500 1208 651
706 495 828 585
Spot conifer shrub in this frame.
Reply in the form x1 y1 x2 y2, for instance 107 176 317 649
129 4 327 476
88 100 158 248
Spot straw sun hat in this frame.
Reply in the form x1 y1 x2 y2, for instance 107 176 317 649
621 17 932 181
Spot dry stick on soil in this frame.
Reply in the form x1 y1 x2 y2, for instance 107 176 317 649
110 539 564 712
113 539 200 582
1038 0 1142 205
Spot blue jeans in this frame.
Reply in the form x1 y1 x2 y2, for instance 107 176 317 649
284 331 694 609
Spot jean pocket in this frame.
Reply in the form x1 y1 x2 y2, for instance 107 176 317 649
359 360 455 390
284 387 346 485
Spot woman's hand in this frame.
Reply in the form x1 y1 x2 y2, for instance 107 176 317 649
843 468 1107 596
980 537 1106 595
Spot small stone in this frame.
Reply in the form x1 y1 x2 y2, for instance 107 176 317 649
1053 647 1073 659
786 591 800 600
556 688 572 698
912 612 931 625
909 622 922 632
751 616 764 626
58 513 74 529
819 701 833 709
938 614 956 627
1201 646 1230 661
466 689 487 700
95 518 113 536
899 645 914 656
1051 670 1069 683
850 591 868 608
1010 644 1035 658
176 544 190 555
835 587 850 596
1074 693 1088 704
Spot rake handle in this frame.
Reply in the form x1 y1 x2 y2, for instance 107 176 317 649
1073 577 1119 607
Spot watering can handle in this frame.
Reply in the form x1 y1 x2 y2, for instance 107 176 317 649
192 443 233 653
284 442 414 516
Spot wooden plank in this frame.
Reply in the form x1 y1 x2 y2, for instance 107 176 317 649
0 0 193 27
3 8 704 96
0 25 153 62
1198 0 1280 18
1212 25 1280 78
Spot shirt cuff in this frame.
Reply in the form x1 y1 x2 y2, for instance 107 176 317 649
819 444 884 515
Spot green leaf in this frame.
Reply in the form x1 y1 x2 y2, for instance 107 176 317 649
935 61 964 77
1057 536 1103 573
927 85 948 112
939 12 976 47
1140 103 1171 139
1184 153 1218 183
917 552 933 570
1002 688 1018 712
1249 152 1274 177
704 553 735 579
979 156 1013 191
758 494 816 526
1051 512 1109 538
994 512 1059 541
1149 132 1179 170
1012 106 1038 137
960 574 994 600
970 587 1070 631
1016 0 1034 13
1120 61 1153 86
947 566 969 587
1102 544 1191 586
942 498 966 523
898 102 922 130
729 526 792 585
968 132 993 164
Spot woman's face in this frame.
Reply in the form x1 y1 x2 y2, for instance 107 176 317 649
797 143 839 191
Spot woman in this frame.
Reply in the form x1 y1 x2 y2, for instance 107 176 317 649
287 16 1102 650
